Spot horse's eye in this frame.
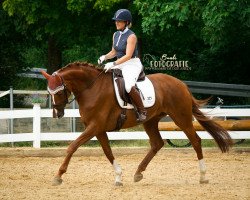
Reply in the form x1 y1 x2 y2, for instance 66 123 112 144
57 91 64 95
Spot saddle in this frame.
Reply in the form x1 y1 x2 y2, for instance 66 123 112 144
112 69 155 109
113 69 146 104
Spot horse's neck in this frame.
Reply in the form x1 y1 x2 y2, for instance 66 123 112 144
62 67 114 114
62 67 100 94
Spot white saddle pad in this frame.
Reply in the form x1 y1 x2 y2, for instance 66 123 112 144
113 76 155 109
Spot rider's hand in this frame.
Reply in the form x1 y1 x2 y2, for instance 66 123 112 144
98 55 106 64
104 62 115 73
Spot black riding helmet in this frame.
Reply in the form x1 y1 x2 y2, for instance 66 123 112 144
112 9 132 23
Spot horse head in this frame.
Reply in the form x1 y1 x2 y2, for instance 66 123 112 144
41 70 71 118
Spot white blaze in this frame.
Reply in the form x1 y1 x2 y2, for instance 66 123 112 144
51 94 56 105
51 94 58 116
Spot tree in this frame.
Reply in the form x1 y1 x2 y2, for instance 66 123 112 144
2 0 124 73
3 0 249 85
134 0 250 84
3 0 76 73
0 2 25 88
0 2 27 107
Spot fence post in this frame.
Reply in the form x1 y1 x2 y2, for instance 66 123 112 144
9 86 14 147
33 103 41 148
72 96 76 133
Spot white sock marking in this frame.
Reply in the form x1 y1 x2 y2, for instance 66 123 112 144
199 159 206 173
113 160 122 183
199 159 208 183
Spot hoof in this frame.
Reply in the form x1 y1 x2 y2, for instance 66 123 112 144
134 173 143 182
52 176 63 186
115 181 123 186
200 179 209 184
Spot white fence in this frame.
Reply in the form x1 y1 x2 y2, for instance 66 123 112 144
0 104 250 148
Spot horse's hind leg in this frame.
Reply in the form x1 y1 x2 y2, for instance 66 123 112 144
170 113 209 184
96 132 123 186
184 127 209 184
134 116 164 182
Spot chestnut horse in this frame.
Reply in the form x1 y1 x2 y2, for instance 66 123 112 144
41 62 232 186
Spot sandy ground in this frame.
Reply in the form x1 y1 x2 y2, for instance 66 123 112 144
0 148 249 200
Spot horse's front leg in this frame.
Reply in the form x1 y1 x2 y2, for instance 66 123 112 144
96 133 123 186
52 127 95 186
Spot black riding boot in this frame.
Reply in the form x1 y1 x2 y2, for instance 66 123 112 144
129 86 147 122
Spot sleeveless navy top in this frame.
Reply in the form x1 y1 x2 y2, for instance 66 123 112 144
113 29 138 59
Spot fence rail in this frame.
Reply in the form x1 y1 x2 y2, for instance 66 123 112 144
0 104 250 148
184 81 250 97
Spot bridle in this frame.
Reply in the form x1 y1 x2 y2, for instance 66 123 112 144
47 73 71 109
48 68 105 109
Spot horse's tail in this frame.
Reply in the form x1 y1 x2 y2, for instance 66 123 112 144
192 97 233 153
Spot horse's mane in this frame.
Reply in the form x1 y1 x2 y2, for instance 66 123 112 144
58 61 103 73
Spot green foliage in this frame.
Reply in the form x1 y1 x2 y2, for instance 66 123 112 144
63 35 112 64
21 46 47 68
2 0 119 67
0 3 26 111
134 0 249 50
93 0 123 11
1 0 249 107
15 77 47 90
66 0 90 13
134 0 250 86
134 0 201 34
30 94 46 104
67 0 123 12
202 0 249 50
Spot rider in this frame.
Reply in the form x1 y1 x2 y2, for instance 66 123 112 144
98 9 147 122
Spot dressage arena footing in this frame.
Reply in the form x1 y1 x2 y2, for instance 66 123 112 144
0 147 249 157
0 147 249 200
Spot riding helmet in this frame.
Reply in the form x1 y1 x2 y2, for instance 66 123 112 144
112 9 132 23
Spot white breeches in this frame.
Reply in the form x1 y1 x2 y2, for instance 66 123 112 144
114 58 143 93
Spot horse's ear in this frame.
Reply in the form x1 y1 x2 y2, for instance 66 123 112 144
40 70 51 80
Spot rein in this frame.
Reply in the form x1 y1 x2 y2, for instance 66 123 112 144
86 68 105 89
67 69 105 104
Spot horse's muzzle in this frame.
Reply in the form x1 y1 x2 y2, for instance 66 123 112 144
53 108 64 119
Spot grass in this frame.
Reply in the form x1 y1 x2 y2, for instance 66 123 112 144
1 139 249 148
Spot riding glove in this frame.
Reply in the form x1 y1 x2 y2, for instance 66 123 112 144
98 55 106 64
104 62 115 72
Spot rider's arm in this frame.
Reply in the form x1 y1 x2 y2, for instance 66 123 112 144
105 47 116 60
114 34 137 65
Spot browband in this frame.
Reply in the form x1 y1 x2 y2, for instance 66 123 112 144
48 85 65 95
